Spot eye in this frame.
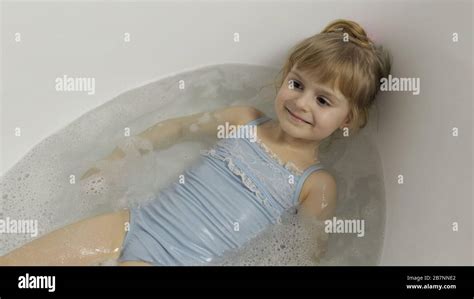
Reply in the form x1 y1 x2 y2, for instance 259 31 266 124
288 78 331 107
288 79 303 90
316 96 331 107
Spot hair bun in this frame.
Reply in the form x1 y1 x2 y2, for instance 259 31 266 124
321 19 373 49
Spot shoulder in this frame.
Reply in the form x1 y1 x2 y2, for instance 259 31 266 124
213 105 265 126
299 170 337 218
305 170 337 189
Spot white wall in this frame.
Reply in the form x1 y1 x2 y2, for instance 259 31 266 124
0 0 404 175
1 0 472 265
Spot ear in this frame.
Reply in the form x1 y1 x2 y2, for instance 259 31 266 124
339 111 352 130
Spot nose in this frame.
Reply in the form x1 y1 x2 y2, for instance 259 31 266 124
292 92 314 113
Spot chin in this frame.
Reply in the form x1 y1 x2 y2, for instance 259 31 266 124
280 116 307 138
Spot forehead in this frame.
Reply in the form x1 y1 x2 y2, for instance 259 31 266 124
289 67 347 103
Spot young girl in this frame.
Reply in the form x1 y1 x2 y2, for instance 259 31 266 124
1 19 391 266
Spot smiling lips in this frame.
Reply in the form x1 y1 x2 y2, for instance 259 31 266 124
285 107 312 125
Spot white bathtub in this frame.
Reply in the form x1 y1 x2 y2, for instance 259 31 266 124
1 0 472 265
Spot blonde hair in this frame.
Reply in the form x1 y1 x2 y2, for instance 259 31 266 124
274 19 392 137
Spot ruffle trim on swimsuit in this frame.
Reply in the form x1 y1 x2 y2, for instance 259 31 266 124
252 137 305 176
201 148 281 219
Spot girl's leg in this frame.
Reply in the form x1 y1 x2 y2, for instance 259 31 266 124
0 209 130 266
118 261 151 266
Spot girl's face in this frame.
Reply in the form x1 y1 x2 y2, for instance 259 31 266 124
274 66 351 142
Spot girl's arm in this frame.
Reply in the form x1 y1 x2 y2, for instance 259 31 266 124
298 171 338 261
80 105 263 180
136 105 264 150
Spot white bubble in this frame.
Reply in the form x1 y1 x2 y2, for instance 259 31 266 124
208 211 326 266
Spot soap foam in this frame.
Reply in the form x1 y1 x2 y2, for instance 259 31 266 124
208 209 327 266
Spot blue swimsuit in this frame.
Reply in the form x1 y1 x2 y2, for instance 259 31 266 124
118 116 325 265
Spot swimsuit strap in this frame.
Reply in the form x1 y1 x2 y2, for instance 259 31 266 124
292 163 326 204
243 114 327 204
244 115 272 127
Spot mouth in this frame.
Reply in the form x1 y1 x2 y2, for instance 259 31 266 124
285 107 313 125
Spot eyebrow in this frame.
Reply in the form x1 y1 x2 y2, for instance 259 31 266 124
289 70 343 103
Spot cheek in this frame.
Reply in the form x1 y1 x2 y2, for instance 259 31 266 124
276 89 293 106
274 91 287 108
319 112 344 130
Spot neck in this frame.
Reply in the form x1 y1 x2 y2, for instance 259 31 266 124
270 120 321 162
